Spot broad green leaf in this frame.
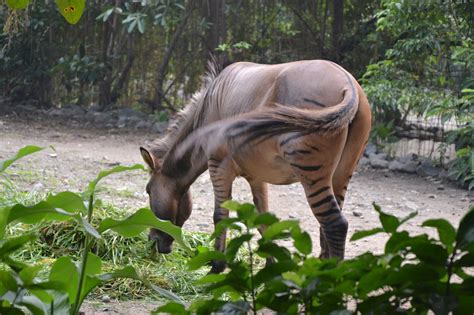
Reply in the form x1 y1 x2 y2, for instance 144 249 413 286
43 292 70 315
350 228 384 241
98 208 189 253
46 191 87 213
19 265 42 286
399 211 418 226
0 307 24 315
194 273 227 285
454 252 474 267
373 203 399 233
187 250 225 271
257 242 292 261
0 270 18 291
235 203 256 221
3 198 100 239
0 234 37 257
253 212 279 226
55 0 86 25
358 267 387 297
262 220 298 240
282 271 303 287
457 208 474 249
154 302 188 314
423 219 456 251
86 164 145 197
84 252 102 276
0 145 43 172
292 227 312 255
211 217 242 239
254 261 296 286
5 0 30 10
18 295 48 315
411 241 449 266
225 234 253 259
50 256 79 304
221 200 242 211
81 217 101 239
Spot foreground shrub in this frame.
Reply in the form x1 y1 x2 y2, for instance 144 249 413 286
0 145 188 314
158 202 474 314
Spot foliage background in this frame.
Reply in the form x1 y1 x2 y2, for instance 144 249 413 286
1 0 473 186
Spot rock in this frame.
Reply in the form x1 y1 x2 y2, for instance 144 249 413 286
17 104 37 113
135 120 153 130
437 186 445 191
370 152 387 160
116 115 141 128
352 210 363 217
416 161 441 177
87 105 102 113
398 153 418 164
63 104 86 116
370 158 388 169
358 157 370 167
438 169 448 179
48 108 64 117
90 112 115 125
428 194 436 199
117 107 147 119
101 295 111 303
388 160 418 173
364 143 377 157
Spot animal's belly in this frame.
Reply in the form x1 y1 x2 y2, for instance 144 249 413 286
235 153 298 185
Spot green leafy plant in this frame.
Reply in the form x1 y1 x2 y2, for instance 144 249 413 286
157 201 474 314
5 0 86 24
0 145 190 314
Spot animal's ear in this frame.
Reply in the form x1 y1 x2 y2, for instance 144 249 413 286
140 147 158 170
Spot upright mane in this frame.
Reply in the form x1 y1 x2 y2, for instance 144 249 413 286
150 60 221 160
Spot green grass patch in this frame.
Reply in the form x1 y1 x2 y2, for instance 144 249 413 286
6 199 211 301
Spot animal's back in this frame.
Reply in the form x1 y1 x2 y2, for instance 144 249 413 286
206 60 358 121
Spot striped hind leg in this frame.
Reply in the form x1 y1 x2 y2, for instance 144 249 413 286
283 132 348 258
208 156 236 273
301 179 348 258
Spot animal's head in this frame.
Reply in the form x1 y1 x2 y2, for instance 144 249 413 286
140 147 192 254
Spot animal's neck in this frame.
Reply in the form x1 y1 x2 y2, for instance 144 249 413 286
162 139 207 193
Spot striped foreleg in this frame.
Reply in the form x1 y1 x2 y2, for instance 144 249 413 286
208 157 236 273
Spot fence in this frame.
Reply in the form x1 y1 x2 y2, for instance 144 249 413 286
382 115 460 166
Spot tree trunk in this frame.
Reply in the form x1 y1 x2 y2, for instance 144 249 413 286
332 0 343 62
203 0 227 65
153 0 196 111
98 0 121 108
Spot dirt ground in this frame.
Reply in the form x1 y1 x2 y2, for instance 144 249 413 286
0 116 472 314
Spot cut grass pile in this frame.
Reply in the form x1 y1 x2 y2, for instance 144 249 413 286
1 166 210 302
1 162 265 304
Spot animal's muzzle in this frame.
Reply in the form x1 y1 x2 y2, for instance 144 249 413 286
149 229 173 254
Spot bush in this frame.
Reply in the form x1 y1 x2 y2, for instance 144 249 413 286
158 201 474 314
0 145 188 314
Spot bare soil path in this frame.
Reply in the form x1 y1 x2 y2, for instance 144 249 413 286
0 117 472 314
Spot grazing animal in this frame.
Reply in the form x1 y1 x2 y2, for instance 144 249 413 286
141 60 371 273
